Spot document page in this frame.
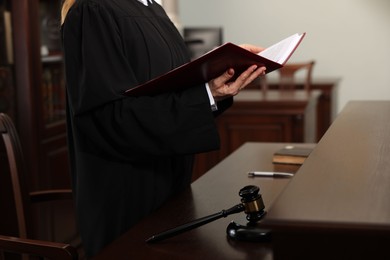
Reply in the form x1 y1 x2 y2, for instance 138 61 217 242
258 33 305 65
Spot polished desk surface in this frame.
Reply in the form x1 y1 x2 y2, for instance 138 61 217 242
94 101 390 260
263 101 390 259
192 89 320 181
93 142 312 260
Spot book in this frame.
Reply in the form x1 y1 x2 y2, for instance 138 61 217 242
0 8 7 65
3 10 13 64
272 144 315 165
273 163 301 175
125 32 305 97
0 7 13 65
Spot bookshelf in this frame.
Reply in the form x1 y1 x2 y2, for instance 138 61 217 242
40 0 66 124
0 0 70 191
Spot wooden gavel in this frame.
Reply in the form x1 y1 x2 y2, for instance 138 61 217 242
146 185 267 243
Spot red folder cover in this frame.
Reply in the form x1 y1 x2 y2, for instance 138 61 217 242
125 33 305 97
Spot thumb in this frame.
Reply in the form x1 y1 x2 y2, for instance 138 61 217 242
221 68 235 82
209 68 235 89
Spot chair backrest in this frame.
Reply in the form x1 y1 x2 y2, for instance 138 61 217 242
277 61 315 91
0 235 78 260
0 113 81 259
0 113 32 239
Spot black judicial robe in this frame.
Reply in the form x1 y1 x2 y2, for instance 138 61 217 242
62 0 232 256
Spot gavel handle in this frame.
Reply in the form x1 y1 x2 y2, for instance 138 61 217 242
145 203 245 243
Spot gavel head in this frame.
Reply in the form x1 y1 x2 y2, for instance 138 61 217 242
239 185 266 223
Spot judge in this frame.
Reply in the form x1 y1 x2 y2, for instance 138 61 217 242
61 0 266 257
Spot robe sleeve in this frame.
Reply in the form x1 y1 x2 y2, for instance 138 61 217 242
63 1 231 162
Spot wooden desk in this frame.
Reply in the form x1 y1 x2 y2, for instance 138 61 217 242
263 101 390 259
248 77 340 140
93 142 311 260
95 101 390 260
193 89 320 180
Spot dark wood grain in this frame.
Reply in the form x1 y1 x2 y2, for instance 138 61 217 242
95 101 390 260
248 77 340 140
93 142 310 260
263 101 390 259
193 89 320 180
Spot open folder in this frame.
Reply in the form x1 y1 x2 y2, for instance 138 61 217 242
125 32 306 97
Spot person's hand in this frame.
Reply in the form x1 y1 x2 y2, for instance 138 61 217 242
239 44 265 54
208 44 266 101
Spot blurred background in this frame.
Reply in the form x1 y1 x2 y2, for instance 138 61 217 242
177 0 390 113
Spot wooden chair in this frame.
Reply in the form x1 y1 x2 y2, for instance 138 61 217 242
276 60 315 91
0 113 81 259
0 235 77 260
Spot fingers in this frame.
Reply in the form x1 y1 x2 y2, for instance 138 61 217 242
233 65 266 91
239 44 265 54
208 65 266 101
211 68 235 87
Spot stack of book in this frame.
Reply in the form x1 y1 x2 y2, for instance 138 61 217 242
41 62 66 123
272 144 316 173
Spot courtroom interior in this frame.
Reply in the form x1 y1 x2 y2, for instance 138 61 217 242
1 0 389 259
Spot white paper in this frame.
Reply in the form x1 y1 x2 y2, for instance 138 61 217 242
258 33 304 65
